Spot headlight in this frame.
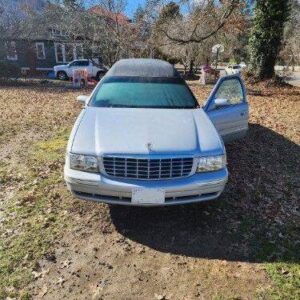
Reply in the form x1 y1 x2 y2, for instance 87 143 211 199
197 155 226 172
69 153 98 173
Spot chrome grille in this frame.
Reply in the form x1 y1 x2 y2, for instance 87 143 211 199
102 157 194 180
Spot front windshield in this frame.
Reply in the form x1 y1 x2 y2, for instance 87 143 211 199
89 76 198 109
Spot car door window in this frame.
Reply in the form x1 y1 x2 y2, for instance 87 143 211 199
205 75 248 142
214 78 244 106
69 61 79 67
77 60 89 66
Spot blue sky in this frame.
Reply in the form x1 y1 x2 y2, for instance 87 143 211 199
125 0 145 17
83 1 146 18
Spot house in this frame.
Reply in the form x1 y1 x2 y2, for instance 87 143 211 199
0 30 84 74
9 0 46 12
0 3 132 75
0 0 85 74
88 6 132 26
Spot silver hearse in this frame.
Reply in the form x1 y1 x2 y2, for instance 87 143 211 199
64 59 248 206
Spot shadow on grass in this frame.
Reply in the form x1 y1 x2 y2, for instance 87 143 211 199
110 124 300 263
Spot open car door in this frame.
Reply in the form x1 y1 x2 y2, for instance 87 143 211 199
204 75 249 143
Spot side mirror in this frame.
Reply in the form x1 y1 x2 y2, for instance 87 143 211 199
214 98 229 108
77 95 89 106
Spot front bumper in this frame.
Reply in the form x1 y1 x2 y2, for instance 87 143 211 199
64 166 228 206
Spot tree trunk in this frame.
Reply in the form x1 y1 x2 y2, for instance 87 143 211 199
188 59 194 76
258 55 277 79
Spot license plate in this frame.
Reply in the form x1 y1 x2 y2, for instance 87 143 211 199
132 188 165 204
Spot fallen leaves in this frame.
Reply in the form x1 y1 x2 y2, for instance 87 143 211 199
37 285 48 298
0 81 299 300
154 293 168 300
32 268 49 280
56 276 65 286
60 258 72 269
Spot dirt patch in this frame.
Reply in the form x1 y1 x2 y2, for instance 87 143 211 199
29 204 270 299
0 80 299 299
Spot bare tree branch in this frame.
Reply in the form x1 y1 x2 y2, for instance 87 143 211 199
159 0 240 45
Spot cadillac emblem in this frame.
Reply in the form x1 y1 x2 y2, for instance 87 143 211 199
146 142 153 151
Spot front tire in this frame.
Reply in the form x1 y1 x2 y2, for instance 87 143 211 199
57 71 68 81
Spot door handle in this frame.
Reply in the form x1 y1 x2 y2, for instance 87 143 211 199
240 111 246 116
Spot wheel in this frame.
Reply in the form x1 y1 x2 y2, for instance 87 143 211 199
57 71 68 81
96 71 105 81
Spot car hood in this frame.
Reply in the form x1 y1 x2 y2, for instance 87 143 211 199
54 64 68 70
70 107 224 156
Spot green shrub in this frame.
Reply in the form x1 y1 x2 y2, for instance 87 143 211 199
0 61 21 78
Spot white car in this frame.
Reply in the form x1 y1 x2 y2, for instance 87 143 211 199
64 59 249 206
54 59 107 81
225 64 242 75
239 62 247 69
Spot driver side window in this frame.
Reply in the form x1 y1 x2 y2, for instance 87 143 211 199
215 78 244 105
69 61 78 67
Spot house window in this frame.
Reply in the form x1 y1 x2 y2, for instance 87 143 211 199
55 43 64 63
74 44 83 60
50 28 67 38
65 44 74 62
54 43 83 63
6 41 18 60
36 42 45 59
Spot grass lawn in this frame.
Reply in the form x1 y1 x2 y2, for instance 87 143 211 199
0 79 299 299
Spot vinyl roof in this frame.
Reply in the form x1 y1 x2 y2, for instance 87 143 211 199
105 59 180 78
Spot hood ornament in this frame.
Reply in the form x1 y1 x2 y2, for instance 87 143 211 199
146 142 153 152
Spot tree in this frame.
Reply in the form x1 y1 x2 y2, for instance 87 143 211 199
280 0 300 68
133 4 145 23
249 0 291 79
158 0 242 45
158 1 180 21
93 0 141 65
63 0 83 9
152 1 248 74
151 1 182 62
0 0 145 67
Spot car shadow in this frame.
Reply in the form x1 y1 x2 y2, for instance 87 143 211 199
109 124 300 263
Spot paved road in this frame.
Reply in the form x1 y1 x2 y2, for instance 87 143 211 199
285 71 300 87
